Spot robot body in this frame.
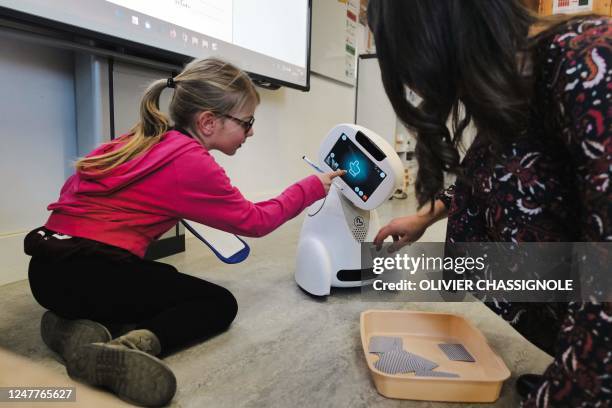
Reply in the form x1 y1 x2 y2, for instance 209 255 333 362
295 124 403 296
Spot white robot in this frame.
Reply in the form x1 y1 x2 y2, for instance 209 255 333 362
295 124 404 296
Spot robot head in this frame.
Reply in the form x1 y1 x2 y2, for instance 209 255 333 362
318 124 404 211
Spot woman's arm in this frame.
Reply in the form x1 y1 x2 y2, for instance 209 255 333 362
552 26 611 241
374 198 448 251
523 19 611 408
416 198 449 227
435 184 456 211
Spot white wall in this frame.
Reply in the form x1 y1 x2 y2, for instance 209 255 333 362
0 36 355 285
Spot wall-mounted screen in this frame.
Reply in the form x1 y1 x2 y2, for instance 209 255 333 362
0 0 311 90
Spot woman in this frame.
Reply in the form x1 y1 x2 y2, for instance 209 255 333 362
369 1 610 406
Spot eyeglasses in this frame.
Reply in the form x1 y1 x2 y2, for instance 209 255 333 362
221 114 255 132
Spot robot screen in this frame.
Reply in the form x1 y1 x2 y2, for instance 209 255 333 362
324 133 387 202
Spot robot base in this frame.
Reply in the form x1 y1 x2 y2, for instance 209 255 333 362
295 186 379 296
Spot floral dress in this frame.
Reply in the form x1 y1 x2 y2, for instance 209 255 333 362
438 17 611 407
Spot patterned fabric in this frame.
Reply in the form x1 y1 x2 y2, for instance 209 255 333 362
438 17 611 407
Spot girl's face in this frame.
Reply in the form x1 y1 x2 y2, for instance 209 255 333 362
195 105 256 155
212 107 256 155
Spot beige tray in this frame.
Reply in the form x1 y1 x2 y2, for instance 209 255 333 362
361 310 510 402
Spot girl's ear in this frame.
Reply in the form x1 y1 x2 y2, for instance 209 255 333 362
195 111 217 137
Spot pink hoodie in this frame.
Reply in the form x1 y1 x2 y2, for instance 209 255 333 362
45 130 325 258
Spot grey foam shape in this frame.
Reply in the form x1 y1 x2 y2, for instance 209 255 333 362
374 350 414 374
374 350 438 374
404 351 438 371
368 336 402 354
438 343 476 362
415 370 460 378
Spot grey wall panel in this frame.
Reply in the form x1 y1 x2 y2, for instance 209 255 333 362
0 35 77 233
112 62 172 137
74 54 111 155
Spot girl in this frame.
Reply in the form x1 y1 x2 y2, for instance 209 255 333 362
24 58 344 407
369 1 610 406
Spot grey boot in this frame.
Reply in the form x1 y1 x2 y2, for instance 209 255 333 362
66 330 176 407
40 311 112 363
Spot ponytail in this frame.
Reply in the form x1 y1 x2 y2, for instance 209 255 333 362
138 79 172 138
75 79 170 174
75 58 259 175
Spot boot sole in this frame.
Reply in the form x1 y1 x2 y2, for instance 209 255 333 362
67 343 177 407
40 311 112 362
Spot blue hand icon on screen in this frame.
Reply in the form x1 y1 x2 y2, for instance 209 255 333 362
349 160 361 177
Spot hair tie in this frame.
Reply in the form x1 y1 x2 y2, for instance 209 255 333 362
166 77 176 89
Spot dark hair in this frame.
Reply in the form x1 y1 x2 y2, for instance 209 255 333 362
368 0 537 207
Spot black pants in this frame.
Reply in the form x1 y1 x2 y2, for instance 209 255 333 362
25 227 238 354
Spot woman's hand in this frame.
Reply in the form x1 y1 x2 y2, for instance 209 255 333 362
373 215 429 252
317 169 346 193
374 199 448 252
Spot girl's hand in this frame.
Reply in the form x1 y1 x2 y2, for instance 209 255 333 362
317 169 346 193
373 215 429 252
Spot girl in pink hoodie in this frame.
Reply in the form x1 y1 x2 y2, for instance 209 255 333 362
24 58 343 407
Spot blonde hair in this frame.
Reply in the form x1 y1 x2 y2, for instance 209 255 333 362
76 58 260 174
